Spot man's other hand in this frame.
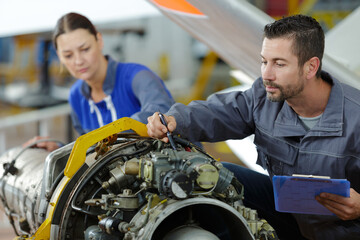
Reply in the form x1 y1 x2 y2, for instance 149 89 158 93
316 188 360 220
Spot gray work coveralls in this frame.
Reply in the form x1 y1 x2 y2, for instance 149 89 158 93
168 71 360 240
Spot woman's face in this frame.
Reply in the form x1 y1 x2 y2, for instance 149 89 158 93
56 28 104 81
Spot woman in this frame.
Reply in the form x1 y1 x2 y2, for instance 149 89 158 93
25 12 175 151
55 12 175 135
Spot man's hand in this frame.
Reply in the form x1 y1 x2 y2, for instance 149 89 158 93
23 136 60 152
316 188 360 220
147 112 176 143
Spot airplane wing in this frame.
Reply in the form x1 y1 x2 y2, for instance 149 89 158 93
325 6 360 77
148 0 273 80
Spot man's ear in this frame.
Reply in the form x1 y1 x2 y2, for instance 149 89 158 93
304 57 320 79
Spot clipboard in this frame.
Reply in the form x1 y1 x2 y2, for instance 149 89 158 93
272 175 350 215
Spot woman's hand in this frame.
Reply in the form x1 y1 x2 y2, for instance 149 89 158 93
23 136 60 152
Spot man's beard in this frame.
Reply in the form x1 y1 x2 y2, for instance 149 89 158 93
263 76 304 102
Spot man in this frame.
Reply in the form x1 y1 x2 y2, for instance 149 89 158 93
147 15 360 240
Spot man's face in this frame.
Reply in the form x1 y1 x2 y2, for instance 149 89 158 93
261 37 305 102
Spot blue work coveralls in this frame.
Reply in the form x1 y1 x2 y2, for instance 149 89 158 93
167 71 360 240
69 55 174 135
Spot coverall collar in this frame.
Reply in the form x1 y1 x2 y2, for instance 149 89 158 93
80 55 117 99
273 71 343 138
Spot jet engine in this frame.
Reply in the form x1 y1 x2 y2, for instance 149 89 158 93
0 118 278 240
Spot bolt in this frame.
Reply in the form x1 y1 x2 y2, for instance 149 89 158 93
123 189 132 195
102 182 110 189
214 162 223 169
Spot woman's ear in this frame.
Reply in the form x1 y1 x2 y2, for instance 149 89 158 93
96 32 104 49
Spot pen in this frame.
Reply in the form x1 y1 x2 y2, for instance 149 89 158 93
158 112 177 150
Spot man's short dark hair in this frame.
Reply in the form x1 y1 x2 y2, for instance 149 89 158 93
264 15 324 78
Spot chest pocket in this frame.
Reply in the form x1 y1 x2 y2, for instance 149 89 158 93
254 130 299 177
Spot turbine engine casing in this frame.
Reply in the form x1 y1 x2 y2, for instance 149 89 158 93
0 133 277 240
